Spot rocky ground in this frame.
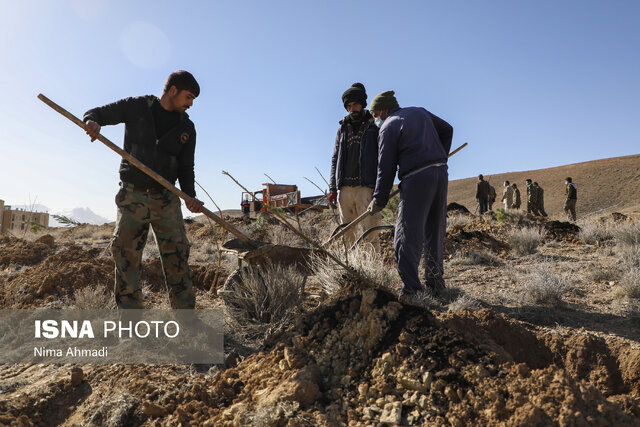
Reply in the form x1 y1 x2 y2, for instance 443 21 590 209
0 207 639 426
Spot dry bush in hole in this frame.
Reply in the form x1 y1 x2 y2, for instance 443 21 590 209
449 250 502 266
222 264 306 341
446 212 474 230
521 263 571 307
311 243 402 295
69 284 115 309
507 227 543 256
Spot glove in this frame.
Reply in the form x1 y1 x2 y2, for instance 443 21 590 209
367 199 383 215
328 192 337 207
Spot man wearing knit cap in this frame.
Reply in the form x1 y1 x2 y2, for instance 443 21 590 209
329 83 381 246
367 91 453 300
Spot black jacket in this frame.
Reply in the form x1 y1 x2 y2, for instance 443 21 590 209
330 111 379 192
83 95 197 197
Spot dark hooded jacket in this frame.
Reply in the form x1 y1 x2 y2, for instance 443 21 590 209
329 111 379 192
373 107 453 206
83 95 197 197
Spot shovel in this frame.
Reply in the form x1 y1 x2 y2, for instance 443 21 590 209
38 94 258 249
322 142 468 247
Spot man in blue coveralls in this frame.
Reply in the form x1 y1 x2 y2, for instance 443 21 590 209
367 91 453 301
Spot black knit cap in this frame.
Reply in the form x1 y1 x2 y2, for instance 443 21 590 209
370 90 399 111
342 83 367 110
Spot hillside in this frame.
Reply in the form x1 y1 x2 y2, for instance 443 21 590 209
448 154 640 218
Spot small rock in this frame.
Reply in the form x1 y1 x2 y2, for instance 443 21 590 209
381 352 396 364
418 394 428 409
70 367 83 387
444 386 459 402
142 401 166 417
422 371 434 389
380 402 402 424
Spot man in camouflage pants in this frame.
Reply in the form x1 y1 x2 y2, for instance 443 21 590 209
84 71 204 309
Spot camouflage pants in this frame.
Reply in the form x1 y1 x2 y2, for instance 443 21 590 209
112 183 195 309
564 199 577 221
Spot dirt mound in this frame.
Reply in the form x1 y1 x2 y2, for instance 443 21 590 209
544 220 581 241
191 263 227 292
126 289 637 425
0 245 113 308
447 202 470 214
600 212 631 225
0 236 54 267
446 227 509 255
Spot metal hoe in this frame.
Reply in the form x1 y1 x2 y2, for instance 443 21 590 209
322 142 468 247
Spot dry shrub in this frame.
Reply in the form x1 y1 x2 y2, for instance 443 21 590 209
448 295 482 312
613 222 640 268
583 264 621 283
521 263 570 307
222 264 306 341
615 268 640 300
446 212 473 230
507 227 543 256
69 284 115 309
311 244 401 295
578 221 614 244
612 221 640 248
449 250 501 266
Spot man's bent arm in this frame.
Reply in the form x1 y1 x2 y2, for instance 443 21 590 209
83 97 135 127
372 123 400 207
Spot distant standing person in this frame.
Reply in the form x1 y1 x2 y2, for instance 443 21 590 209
501 180 514 209
488 181 497 211
329 83 381 246
533 182 548 216
525 178 540 215
512 183 521 210
564 177 578 221
84 70 204 309
476 174 491 214
367 91 453 299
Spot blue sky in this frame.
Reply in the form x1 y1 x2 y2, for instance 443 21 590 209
1 0 638 221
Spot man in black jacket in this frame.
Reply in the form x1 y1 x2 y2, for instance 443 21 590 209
84 70 203 309
329 83 381 246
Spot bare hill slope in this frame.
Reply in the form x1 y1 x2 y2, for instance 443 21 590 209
448 154 640 218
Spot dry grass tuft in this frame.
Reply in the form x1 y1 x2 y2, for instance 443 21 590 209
521 263 571 307
448 295 482 312
583 264 621 283
221 264 306 341
615 268 640 300
449 250 502 266
311 244 402 295
578 221 614 244
69 284 115 309
507 227 543 256
446 212 474 230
